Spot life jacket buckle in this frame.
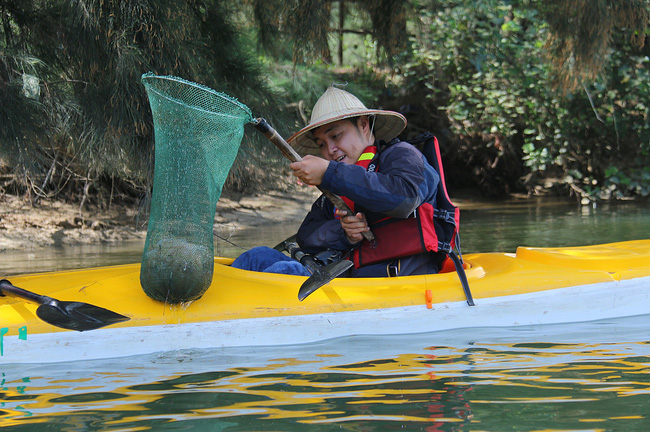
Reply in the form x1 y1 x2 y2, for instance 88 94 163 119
388 262 399 277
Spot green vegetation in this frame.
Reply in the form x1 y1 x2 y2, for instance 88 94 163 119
404 0 649 199
1 0 648 207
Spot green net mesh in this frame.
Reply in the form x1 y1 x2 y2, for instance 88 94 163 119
140 73 253 303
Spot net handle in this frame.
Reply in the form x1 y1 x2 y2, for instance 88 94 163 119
252 118 375 243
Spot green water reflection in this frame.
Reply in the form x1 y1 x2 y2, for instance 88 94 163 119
459 198 649 253
2 319 650 431
1 198 648 276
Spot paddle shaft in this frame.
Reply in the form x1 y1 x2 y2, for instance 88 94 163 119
0 279 54 305
253 118 374 243
283 241 320 273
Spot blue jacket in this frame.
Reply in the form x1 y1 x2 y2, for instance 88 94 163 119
296 141 442 276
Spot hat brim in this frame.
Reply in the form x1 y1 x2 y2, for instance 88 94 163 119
287 109 407 156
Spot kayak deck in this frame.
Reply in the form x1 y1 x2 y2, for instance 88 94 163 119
517 240 650 271
1 240 648 332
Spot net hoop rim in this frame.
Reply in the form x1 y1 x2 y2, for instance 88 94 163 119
141 72 253 121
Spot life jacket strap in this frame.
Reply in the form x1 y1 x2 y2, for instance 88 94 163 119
438 241 453 254
448 250 475 306
433 208 457 225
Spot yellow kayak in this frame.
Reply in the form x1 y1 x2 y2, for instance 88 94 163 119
2 239 649 364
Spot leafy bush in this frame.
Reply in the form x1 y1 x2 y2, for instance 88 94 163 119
403 0 649 200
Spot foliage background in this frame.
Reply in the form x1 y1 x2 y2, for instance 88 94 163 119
1 0 648 209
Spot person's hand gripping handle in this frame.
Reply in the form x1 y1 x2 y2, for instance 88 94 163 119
252 117 375 243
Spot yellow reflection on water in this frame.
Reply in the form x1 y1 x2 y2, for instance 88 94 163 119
1 337 649 430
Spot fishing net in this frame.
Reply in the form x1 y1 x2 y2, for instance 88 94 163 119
140 73 253 303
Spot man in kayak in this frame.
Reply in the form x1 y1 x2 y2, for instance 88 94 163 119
232 86 443 277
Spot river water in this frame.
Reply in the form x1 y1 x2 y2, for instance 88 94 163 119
1 198 649 431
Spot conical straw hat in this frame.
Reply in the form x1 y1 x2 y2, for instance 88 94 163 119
288 87 407 155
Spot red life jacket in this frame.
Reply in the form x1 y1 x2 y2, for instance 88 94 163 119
337 134 473 305
341 137 459 270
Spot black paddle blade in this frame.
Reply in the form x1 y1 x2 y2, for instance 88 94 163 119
298 259 353 301
36 301 130 332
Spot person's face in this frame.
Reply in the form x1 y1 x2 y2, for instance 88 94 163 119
312 117 374 164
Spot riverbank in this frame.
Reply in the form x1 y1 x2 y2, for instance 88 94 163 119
0 187 320 252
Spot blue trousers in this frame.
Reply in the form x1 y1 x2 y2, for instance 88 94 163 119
232 247 439 278
231 246 311 276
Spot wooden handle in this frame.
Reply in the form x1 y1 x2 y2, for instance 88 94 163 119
252 118 374 243
252 117 302 162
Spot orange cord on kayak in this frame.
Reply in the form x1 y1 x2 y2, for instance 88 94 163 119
425 289 433 309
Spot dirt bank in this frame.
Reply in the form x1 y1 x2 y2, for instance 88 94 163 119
0 187 320 252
